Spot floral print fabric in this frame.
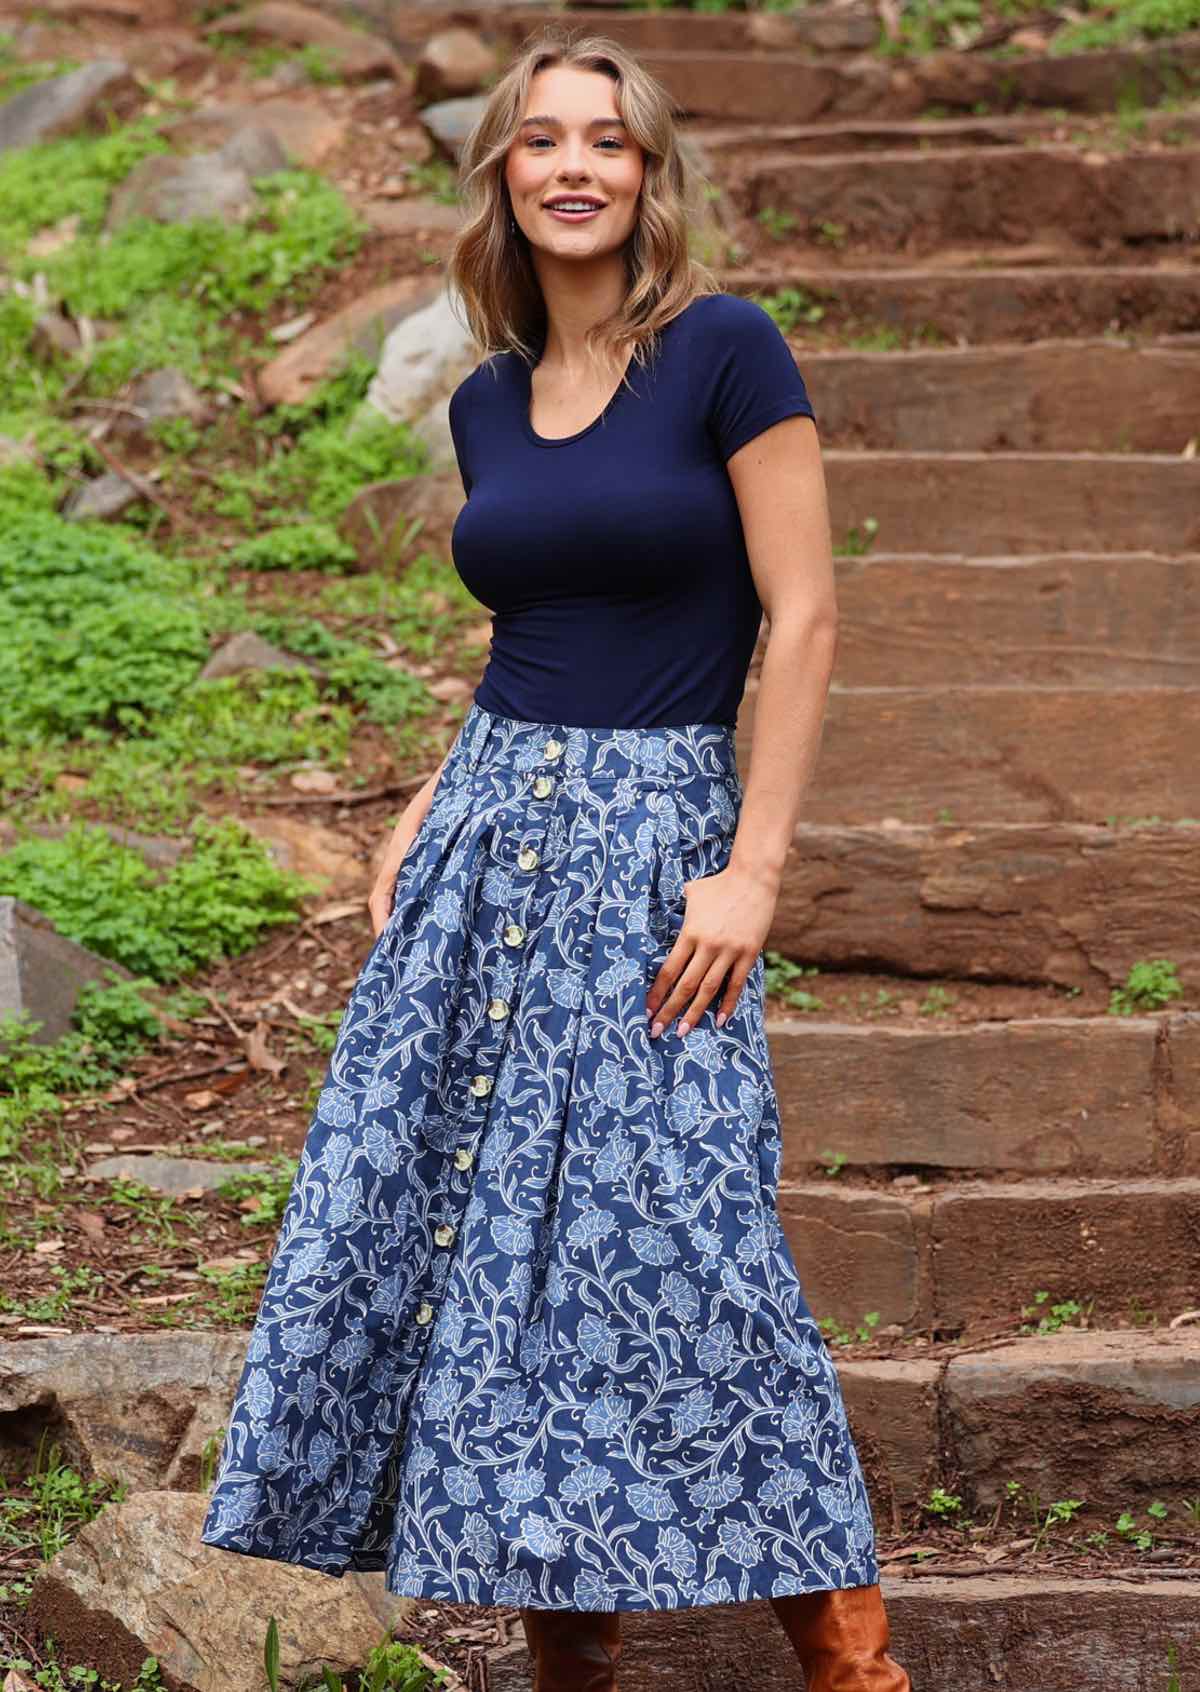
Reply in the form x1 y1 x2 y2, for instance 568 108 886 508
202 703 879 1610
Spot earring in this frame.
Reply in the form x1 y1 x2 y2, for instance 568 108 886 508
509 212 517 236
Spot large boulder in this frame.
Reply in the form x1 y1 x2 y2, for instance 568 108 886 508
0 60 140 154
0 1333 245 1491
0 897 133 1045
362 285 479 469
107 126 291 229
205 2 400 81
29 1492 414 1692
164 99 345 169
257 277 443 408
414 29 498 103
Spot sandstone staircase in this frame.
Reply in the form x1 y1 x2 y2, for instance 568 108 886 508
489 11 1200 1690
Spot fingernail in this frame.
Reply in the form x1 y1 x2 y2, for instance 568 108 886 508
650 1021 663 1039
677 1020 690 1038
715 1010 727 1028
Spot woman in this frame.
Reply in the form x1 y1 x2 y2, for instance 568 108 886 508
203 30 911 1692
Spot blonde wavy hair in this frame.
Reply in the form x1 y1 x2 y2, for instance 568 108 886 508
445 27 723 382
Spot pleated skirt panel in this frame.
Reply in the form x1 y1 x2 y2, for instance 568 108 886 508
201 702 880 1611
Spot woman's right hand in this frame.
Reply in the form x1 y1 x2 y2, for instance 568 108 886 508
366 759 447 939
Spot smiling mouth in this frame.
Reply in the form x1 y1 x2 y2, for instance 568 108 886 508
544 202 605 221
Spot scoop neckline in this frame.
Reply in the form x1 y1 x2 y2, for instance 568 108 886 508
518 338 639 449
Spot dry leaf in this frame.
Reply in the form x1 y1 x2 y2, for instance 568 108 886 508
245 1020 287 1078
183 1088 220 1110
312 899 366 925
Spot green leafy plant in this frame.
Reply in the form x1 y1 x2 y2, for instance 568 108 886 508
818 1149 848 1179
763 951 823 1011
1019 1289 1093 1335
1032 1496 1085 1552
1108 958 1183 1015
753 286 829 332
0 816 316 981
0 1430 126 1562
924 1487 964 1518
218 1155 300 1229
265 1616 281 1692
834 518 879 557
229 522 359 573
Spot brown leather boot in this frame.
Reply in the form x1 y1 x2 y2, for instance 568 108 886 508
769 1583 911 1691
519 1606 622 1692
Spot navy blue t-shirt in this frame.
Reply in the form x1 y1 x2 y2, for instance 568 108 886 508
447 291 816 729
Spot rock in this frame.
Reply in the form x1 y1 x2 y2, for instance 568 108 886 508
0 897 133 1044
114 368 214 439
31 309 81 358
362 284 479 468
205 2 400 82
362 197 462 237
613 1575 1200 1691
419 94 487 160
238 814 367 897
198 630 318 681
943 1328 1200 1515
339 474 467 573
0 60 140 154
61 469 141 520
33 0 179 21
28 1492 412 1692
164 99 345 168
0 1332 244 1492
258 276 442 408
86 1153 271 1196
414 28 498 103
107 125 291 229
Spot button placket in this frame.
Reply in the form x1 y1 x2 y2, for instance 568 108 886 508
420 730 570 1339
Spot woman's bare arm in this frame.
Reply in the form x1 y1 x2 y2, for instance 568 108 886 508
366 746 452 937
645 413 836 1036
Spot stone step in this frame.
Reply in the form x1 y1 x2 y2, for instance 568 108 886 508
608 32 1200 123
720 264 1200 343
763 821 1200 989
695 102 1200 156
768 1013 1198 1177
797 342 1200 453
778 1176 1200 1334
820 451 1199 553
739 144 1200 252
835 1329 1200 1527
738 683 1200 824
559 1574 1200 1692
804 553 1200 687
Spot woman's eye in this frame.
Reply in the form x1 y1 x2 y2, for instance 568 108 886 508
527 136 623 150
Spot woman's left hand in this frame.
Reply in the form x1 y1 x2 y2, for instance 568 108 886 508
646 864 779 1039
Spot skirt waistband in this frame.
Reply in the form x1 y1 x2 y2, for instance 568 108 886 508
451 701 740 788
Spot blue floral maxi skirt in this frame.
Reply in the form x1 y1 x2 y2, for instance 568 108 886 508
202 702 880 1611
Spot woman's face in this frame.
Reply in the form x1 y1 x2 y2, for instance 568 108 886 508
505 64 645 263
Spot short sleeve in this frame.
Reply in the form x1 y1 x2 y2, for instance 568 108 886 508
448 380 473 498
694 295 816 463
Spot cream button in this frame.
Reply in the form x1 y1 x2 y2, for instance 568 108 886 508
517 845 539 871
503 921 526 947
543 738 564 761
532 774 554 799
414 1301 434 1326
469 1073 493 1097
487 997 510 1021
434 1223 455 1248
454 1147 475 1171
